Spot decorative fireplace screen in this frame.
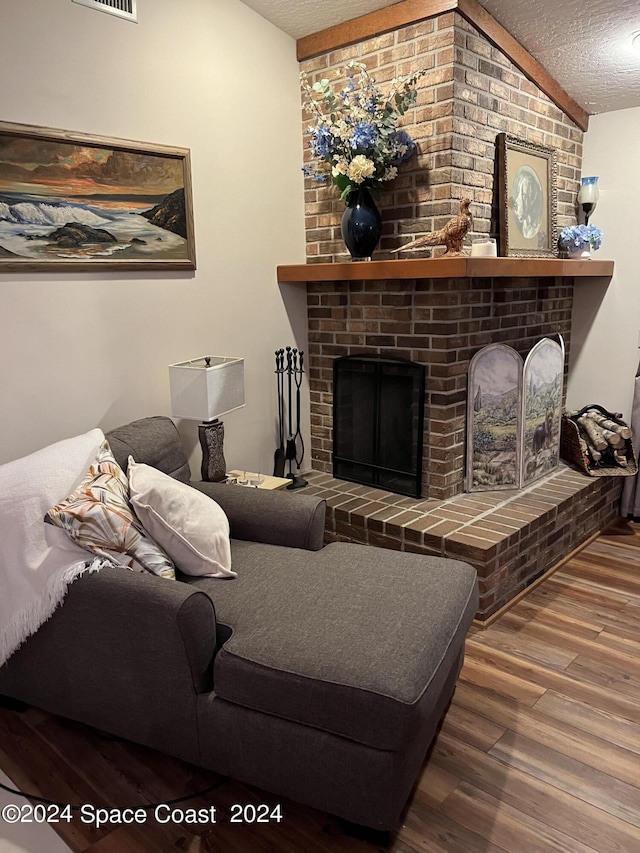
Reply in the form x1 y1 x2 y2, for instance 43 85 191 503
333 355 425 497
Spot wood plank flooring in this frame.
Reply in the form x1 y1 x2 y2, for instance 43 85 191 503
1 520 639 852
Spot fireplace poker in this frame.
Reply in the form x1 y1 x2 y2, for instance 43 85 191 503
289 349 307 489
284 347 297 470
273 349 286 477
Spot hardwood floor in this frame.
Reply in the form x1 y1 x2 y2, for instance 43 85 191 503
1 521 639 852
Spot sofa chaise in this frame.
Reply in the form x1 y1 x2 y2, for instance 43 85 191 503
0 416 478 830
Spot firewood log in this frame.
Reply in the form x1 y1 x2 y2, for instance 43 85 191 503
584 409 632 439
582 434 602 463
578 436 591 468
577 416 608 452
600 427 623 447
613 448 629 467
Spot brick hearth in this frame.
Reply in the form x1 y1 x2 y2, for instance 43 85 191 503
303 466 622 621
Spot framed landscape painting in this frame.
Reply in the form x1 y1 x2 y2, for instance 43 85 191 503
497 133 557 258
0 121 195 272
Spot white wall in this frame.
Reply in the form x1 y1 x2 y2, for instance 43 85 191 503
0 0 308 477
567 107 640 420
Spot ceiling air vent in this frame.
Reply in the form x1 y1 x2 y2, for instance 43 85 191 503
72 0 137 23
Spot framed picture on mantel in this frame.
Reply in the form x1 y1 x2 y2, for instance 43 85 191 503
497 133 558 258
0 121 196 272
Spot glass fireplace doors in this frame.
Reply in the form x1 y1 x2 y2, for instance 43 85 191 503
333 355 425 498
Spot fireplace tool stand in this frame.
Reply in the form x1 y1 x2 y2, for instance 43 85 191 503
273 346 307 489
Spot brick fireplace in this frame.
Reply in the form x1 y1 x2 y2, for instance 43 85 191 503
282 3 622 620
278 257 621 621
304 262 577 501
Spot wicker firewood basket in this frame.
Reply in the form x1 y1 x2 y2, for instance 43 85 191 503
561 403 637 477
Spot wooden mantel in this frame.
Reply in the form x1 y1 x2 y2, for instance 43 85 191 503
277 257 615 283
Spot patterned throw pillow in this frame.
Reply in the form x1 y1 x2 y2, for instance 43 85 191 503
46 439 175 579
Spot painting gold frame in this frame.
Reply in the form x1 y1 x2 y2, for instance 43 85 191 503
0 121 195 272
497 133 557 258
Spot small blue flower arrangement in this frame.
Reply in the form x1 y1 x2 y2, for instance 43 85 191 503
300 61 426 199
558 224 603 252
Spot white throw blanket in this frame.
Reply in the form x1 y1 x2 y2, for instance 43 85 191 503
0 428 108 667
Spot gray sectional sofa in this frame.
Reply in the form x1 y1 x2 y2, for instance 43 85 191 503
0 416 478 830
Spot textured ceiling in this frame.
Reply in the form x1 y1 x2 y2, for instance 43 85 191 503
240 0 640 114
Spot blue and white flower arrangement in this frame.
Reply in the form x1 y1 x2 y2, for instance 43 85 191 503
300 60 426 199
558 224 603 253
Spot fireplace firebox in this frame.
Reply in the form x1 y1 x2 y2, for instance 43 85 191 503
333 355 425 498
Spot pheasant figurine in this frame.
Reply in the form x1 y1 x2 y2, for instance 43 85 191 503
393 198 473 255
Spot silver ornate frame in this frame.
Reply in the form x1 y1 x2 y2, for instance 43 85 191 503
497 133 558 258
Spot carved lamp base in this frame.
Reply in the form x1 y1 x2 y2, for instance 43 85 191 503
198 419 227 482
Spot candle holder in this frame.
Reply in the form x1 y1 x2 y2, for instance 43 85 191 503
577 176 599 225
470 237 497 257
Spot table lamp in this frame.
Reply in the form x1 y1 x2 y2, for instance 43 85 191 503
169 356 245 482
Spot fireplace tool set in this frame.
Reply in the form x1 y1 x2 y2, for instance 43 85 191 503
273 347 307 489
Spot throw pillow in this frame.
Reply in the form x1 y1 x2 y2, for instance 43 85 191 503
46 440 175 579
128 457 235 578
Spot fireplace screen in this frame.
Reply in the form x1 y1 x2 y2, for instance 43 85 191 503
333 355 425 497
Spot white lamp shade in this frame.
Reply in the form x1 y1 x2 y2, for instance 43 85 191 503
169 356 245 422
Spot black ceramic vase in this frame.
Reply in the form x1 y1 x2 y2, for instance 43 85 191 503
341 186 382 260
